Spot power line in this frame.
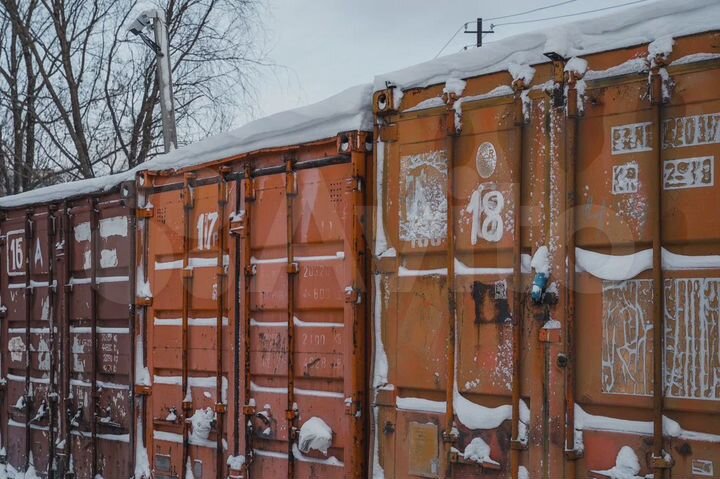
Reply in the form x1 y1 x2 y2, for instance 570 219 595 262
492 0 651 27
487 0 577 21
434 24 466 59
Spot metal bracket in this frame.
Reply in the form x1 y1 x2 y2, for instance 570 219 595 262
441 430 458 444
565 448 583 460
137 207 154 219
287 262 299 274
229 211 247 237
650 454 674 469
243 177 256 202
539 327 562 343
136 296 153 307
344 287 361 304
510 439 528 451
374 87 399 115
245 264 257 277
378 123 398 142
134 385 152 396
285 171 297 196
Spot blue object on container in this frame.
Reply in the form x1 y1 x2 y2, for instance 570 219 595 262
531 272 548 303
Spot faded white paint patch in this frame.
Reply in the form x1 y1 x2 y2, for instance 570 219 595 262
38 338 50 371
665 278 720 400
399 150 448 245
99 216 128 238
40 296 50 321
602 277 720 400
83 250 92 270
602 279 653 396
100 249 118 268
72 336 87 372
74 222 91 242
9 336 25 362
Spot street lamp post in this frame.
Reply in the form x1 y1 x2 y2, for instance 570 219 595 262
129 10 178 153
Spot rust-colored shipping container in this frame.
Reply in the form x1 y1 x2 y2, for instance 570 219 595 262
0 184 138 478
132 85 373 479
371 19 720 479
1 2 719 477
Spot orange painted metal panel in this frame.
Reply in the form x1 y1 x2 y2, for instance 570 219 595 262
238 149 369 479
136 135 370 479
372 31 720 479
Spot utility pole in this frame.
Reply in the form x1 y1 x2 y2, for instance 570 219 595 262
128 10 178 153
464 18 495 47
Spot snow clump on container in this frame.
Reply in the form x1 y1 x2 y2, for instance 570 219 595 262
298 417 333 455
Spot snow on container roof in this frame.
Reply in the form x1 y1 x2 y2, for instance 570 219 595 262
373 0 720 92
142 83 373 172
0 83 373 208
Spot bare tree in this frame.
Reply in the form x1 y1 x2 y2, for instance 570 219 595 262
0 0 267 193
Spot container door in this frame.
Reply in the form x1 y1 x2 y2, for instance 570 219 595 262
372 100 525 478
574 59 720 477
239 155 367 478
1 207 58 476
144 174 233 479
60 194 135 478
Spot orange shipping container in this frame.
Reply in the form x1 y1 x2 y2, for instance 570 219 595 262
370 4 720 478
0 1 719 477
133 85 374 479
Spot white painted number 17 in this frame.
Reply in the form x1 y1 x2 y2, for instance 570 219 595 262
196 212 218 250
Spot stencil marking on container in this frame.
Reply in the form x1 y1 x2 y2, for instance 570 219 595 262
475 142 497 178
663 112 720 149
601 279 654 396
611 122 652 155
663 156 714 190
602 278 720 399
399 150 448 245
691 459 714 477
665 278 720 400
34 237 43 268
612 161 640 195
6 229 25 276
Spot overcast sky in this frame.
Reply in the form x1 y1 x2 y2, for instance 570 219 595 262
246 0 652 123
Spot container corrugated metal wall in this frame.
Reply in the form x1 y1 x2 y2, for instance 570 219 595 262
0 28 718 479
134 132 371 479
138 167 233 479
371 31 720 479
1 186 137 478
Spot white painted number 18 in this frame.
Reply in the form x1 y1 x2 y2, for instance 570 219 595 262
466 188 505 244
